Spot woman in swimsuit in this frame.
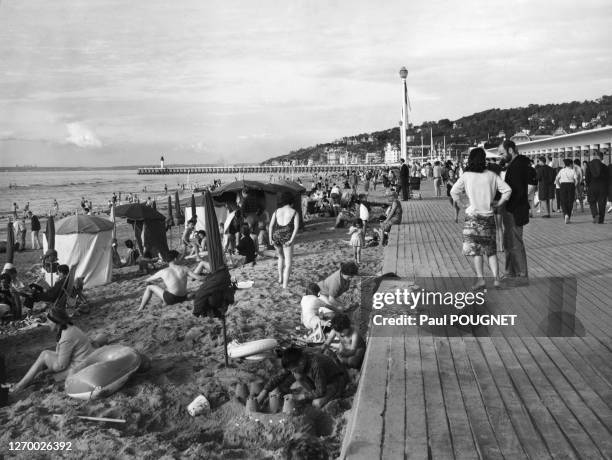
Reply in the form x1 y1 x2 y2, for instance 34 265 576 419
269 191 300 289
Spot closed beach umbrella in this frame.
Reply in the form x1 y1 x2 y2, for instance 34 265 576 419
6 221 15 264
190 194 197 224
152 199 157 210
109 204 116 239
203 190 224 272
166 196 174 227
45 215 55 250
174 190 184 225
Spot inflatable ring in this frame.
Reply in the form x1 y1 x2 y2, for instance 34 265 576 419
65 345 141 400
227 339 278 359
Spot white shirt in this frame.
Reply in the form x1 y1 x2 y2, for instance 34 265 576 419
300 295 326 329
330 186 340 195
359 203 369 221
450 170 512 216
556 167 578 185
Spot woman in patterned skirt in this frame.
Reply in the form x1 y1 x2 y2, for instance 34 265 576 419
450 148 512 290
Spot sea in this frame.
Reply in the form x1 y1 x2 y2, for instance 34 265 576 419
1 169 284 220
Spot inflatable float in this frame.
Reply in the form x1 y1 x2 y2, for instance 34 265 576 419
65 345 141 400
227 339 278 359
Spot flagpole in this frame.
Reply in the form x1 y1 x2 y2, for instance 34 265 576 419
399 67 408 162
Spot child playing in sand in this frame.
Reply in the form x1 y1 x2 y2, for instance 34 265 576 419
321 313 366 369
348 219 363 264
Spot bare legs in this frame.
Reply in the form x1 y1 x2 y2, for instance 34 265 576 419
13 350 57 392
275 243 294 289
471 254 500 290
138 285 165 311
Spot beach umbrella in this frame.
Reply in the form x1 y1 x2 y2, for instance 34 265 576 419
6 221 15 264
114 203 165 221
190 194 197 224
174 190 184 225
45 215 55 250
166 196 174 227
152 199 157 210
55 215 115 234
203 191 224 272
109 204 116 239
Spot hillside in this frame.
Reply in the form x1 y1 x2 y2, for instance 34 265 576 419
262 95 612 164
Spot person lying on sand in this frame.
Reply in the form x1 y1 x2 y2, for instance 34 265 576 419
316 262 358 311
301 283 347 343
137 250 201 311
321 313 366 369
11 306 94 393
256 346 347 409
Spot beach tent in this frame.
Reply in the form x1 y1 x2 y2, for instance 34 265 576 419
211 180 305 228
52 215 114 288
182 194 228 231
114 203 170 261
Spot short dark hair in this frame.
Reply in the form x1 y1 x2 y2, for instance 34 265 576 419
466 148 487 173
197 230 206 237
167 250 179 261
281 346 304 369
563 159 573 167
573 159 580 166
538 156 547 163
306 283 320 296
125 239 134 249
278 191 295 207
330 313 351 332
340 261 358 276
502 139 517 153
57 265 70 276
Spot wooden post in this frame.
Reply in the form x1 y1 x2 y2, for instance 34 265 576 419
222 315 229 367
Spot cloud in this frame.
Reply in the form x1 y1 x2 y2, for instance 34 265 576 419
65 122 102 148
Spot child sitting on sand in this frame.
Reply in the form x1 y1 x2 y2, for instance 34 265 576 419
348 218 363 264
321 313 366 369
236 224 257 266
300 283 345 343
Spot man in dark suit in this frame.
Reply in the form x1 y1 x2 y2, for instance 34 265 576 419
498 140 537 281
585 150 609 224
399 158 410 201
535 156 555 218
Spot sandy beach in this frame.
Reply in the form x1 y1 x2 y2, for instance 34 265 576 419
0 191 386 459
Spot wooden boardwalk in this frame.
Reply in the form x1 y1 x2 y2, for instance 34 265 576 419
341 190 612 459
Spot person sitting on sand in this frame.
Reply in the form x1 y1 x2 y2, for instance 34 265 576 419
282 434 329 460
317 262 358 310
321 313 366 369
181 219 196 257
122 240 140 267
21 264 70 310
300 283 346 343
111 239 122 268
138 246 160 274
137 250 201 311
0 273 22 320
256 346 347 409
236 224 257 266
11 306 94 393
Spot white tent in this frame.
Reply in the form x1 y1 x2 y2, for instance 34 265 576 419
45 215 114 288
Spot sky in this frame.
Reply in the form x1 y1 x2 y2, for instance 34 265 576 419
0 0 611 167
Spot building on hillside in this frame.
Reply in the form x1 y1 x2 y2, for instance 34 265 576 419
365 151 382 164
510 132 531 144
326 146 347 165
497 129 506 139
552 127 567 136
307 158 314 166
569 121 578 130
384 143 401 164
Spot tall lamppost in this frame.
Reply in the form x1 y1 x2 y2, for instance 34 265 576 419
399 66 408 161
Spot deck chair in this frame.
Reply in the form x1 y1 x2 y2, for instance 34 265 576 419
53 265 90 312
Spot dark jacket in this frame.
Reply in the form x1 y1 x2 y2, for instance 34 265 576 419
237 234 257 264
399 163 409 181
505 155 537 226
585 159 608 187
535 164 555 199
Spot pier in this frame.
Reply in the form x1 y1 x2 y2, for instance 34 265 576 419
137 164 389 175
341 188 612 459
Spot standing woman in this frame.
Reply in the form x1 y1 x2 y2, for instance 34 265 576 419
555 158 579 224
451 148 511 290
269 191 300 289
446 168 460 223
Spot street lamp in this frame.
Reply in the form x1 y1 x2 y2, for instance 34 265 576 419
399 67 408 161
